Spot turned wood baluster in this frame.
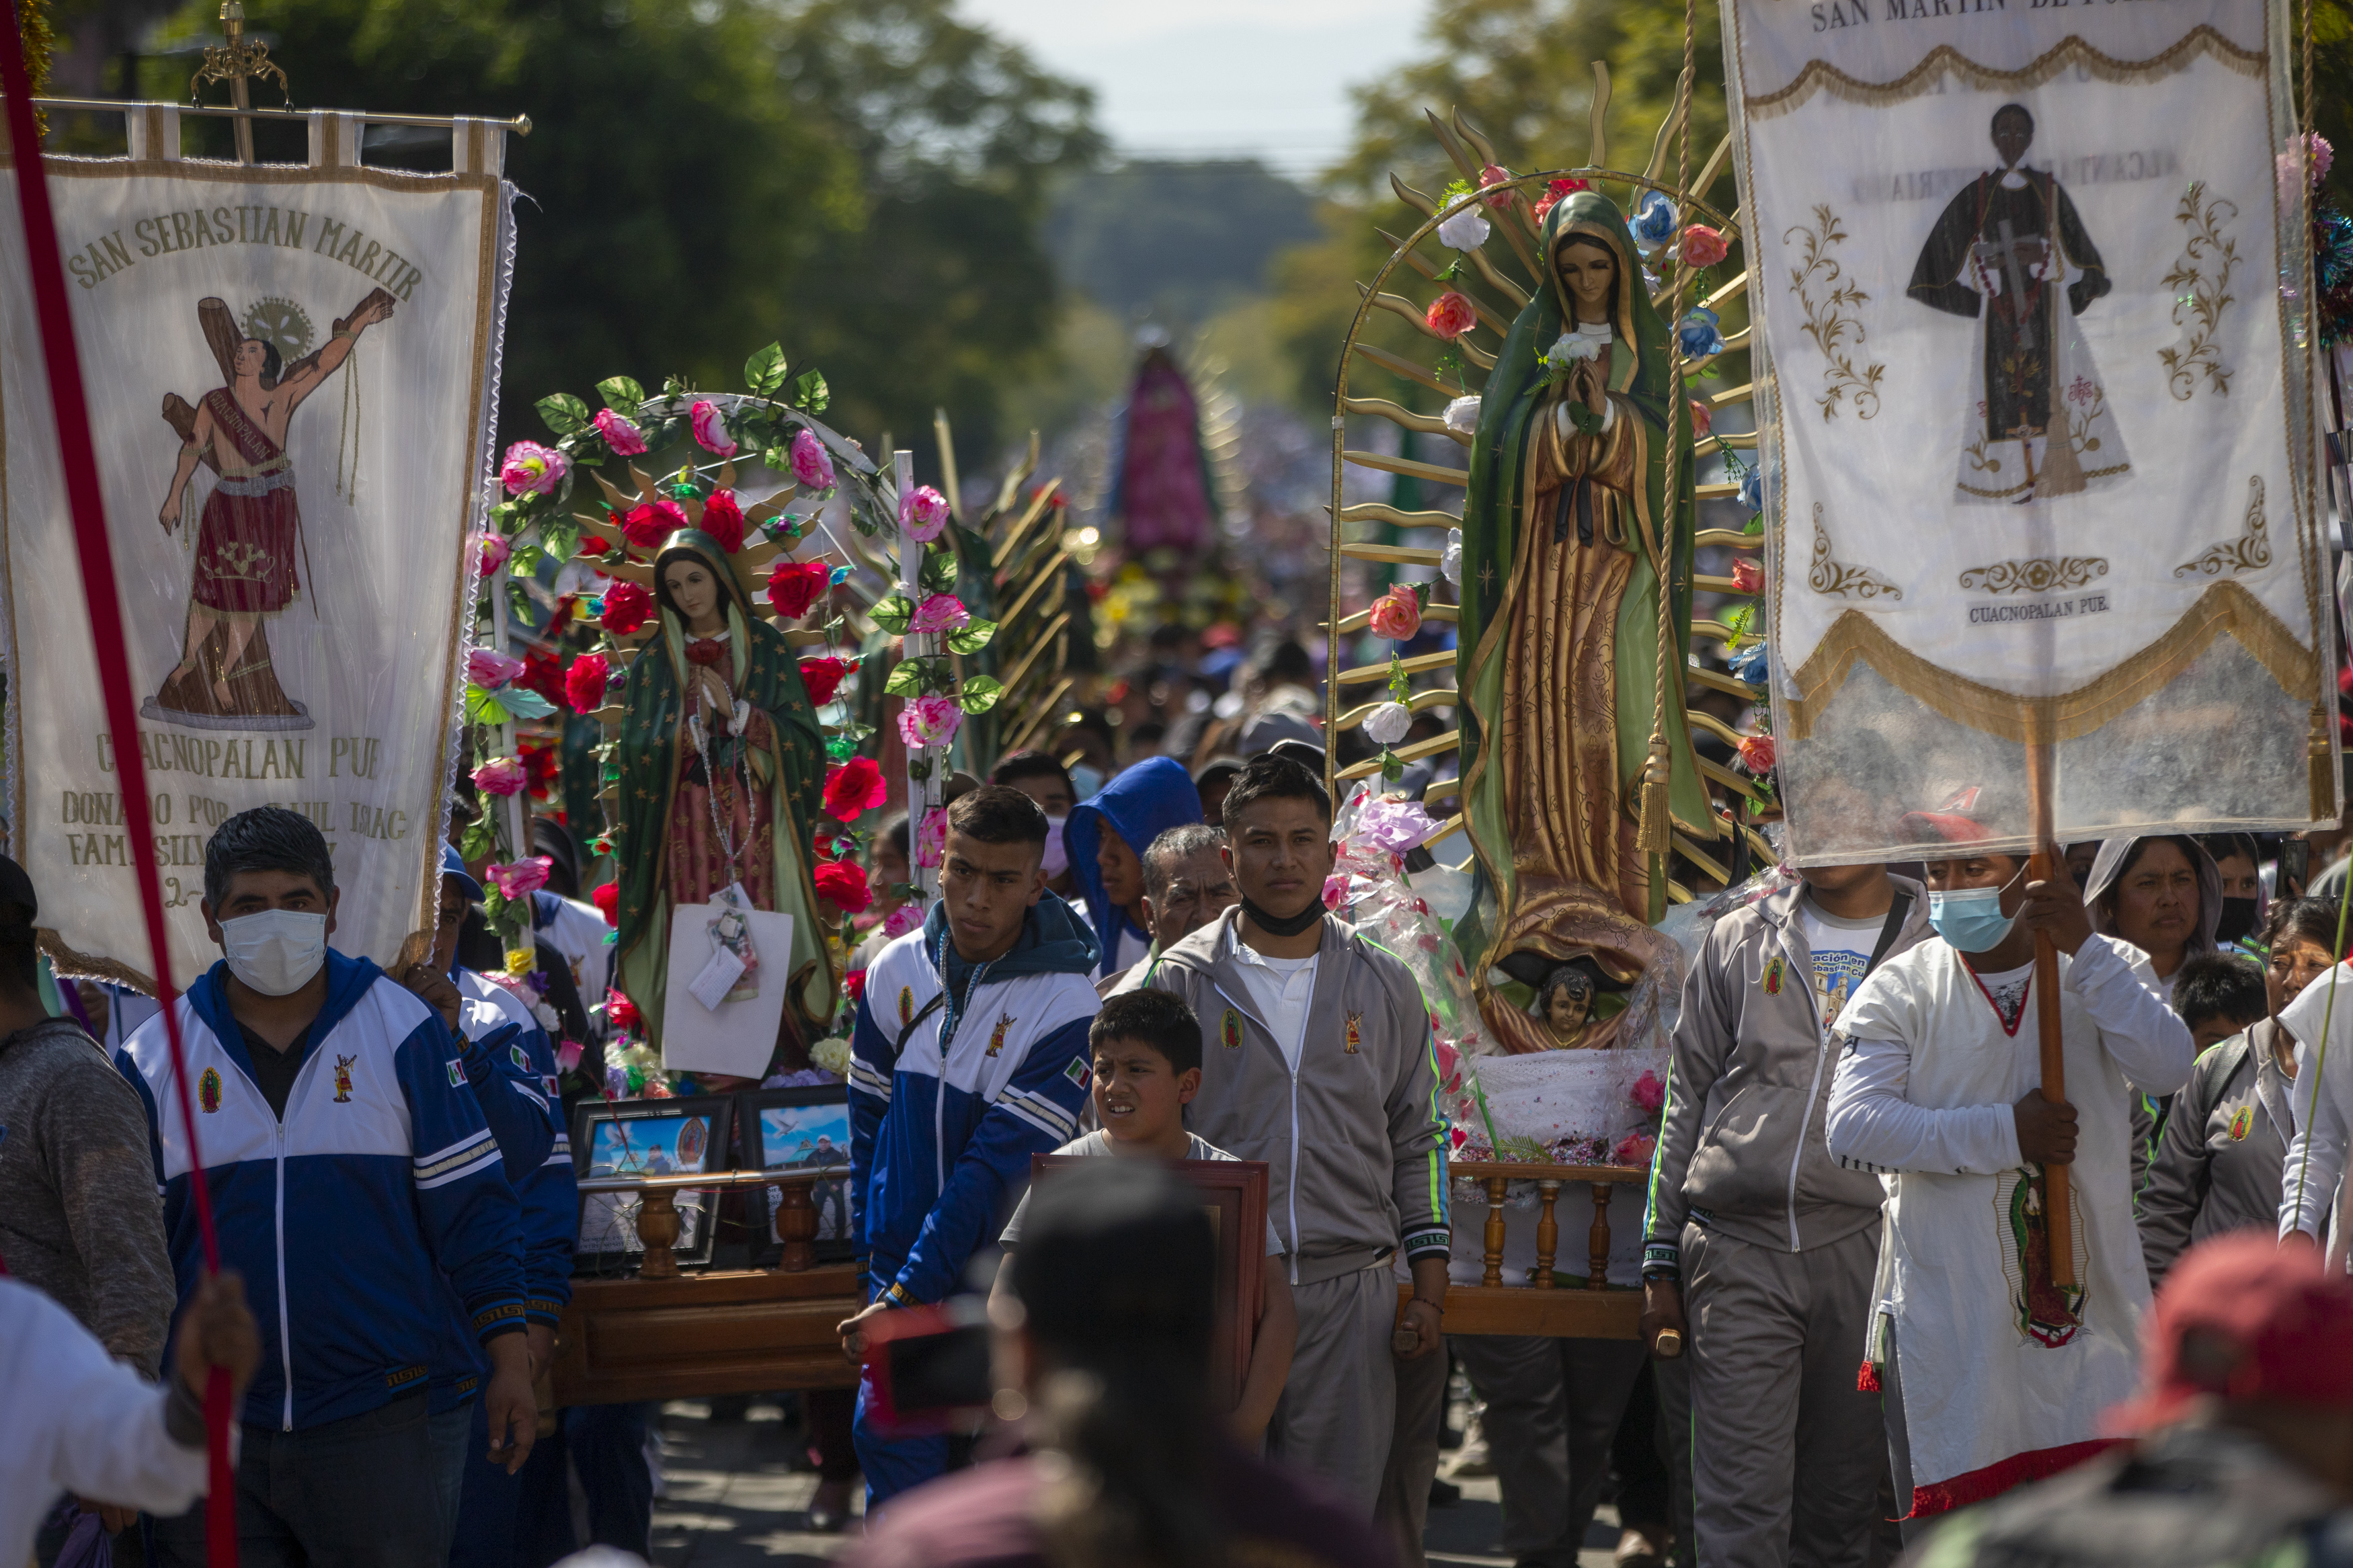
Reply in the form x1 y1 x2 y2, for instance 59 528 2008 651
774 1182 817 1273
635 1190 682 1280
1533 1181 1560 1288
1482 1175 1509 1287
1587 1183 1612 1292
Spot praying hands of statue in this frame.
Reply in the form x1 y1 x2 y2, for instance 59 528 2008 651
1572 358 1609 420
694 665 731 714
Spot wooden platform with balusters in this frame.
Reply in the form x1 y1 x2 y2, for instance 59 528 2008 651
1400 1160 1644 1338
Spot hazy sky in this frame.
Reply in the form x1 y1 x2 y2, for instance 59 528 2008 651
956 0 1429 181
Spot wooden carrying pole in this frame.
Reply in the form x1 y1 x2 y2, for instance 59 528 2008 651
2024 738 2073 1287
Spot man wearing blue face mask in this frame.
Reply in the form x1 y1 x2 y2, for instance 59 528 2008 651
1823 792 2192 1540
118 807 534 1566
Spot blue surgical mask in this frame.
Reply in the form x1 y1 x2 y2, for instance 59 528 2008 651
1927 886 2015 952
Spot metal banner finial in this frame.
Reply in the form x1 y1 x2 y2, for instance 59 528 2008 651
191 1 289 164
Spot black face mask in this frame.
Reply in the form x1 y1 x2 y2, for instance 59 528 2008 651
1239 894 1324 939
2216 897 2260 945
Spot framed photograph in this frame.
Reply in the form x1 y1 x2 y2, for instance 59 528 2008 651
1031 1155 1268 1411
571 1094 735 1274
740 1085 856 1264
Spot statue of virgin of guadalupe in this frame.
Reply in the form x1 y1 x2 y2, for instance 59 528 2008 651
612 528 835 1048
1454 188 1712 1055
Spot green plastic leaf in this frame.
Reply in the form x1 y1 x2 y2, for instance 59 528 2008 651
539 516 581 563
458 815 497 862
944 618 997 656
883 660 930 698
511 544 545 577
464 685 514 727
596 376 645 412
918 548 959 593
870 594 914 636
957 675 1005 715
500 686 557 720
744 342 789 397
908 758 933 783
793 370 830 411
536 393 592 436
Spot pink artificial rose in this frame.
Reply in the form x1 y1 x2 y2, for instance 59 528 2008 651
1730 558 1764 594
487 857 553 901
690 399 737 457
883 903 924 939
1737 733 1777 775
895 693 963 750
467 648 525 690
474 532 511 576
908 593 969 636
902 485 951 544
565 653 610 713
593 407 648 456
1322 874 1349 911
556 1038 584 1071
1613 1133 1658 1167
1367 587 1423 642
916 806 947 870
500 440 568 497
1678 224 1730 268
472 756 527 797
1477 163 1515 210
1631 1069 1667 1114
1689 399 1714 439
790 427 836 491
1425 292 1478 341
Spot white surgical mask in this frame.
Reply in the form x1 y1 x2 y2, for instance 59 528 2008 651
1042 815 1070 879
221 909 329 996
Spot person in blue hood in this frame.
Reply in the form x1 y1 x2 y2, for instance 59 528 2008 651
1062 755 1204 981
840 786 1102 1508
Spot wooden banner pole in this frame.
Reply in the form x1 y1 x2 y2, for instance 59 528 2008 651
2024 735 2073 1287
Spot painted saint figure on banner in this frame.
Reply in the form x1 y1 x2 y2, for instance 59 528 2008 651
146 288 395 730
1907 104 2130 505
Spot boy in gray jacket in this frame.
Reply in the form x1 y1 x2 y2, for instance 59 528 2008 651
1641 860 1930 1568
1148 754 1450 1520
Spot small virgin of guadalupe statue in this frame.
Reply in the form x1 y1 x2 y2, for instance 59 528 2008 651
612 528 835 1049
1455 188 1713 1056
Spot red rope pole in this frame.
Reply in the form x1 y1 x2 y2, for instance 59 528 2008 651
0 21 237 1563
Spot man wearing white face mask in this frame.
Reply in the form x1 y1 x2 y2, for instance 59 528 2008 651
1823 791 2191 1540
118 807 533 1567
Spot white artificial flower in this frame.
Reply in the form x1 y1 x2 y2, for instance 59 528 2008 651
811 1036 854 1077
1443 395 1482 434
1364 701 1414 747
1436 209 1491 251
1442 528 1464 586
1546 333 1605 372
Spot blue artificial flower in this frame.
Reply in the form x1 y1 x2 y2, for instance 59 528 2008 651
1629 190 1679 250
1726 640 1770 688
1678 306 1724 360
830 565 853 586
1738 466 1766 515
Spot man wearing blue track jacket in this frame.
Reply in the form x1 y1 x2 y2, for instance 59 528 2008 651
840 786 1101 1508
120 808 533 1567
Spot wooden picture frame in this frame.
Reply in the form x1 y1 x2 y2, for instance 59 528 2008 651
1030 1155 1269 1409
737 1084 856 1266
571 1094 735 1274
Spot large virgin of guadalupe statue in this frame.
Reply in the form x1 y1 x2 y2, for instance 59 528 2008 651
613 529 836 1049
1455 190 1710 1055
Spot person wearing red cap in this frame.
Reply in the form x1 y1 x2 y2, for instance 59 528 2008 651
1897 1232 2353 1565
1824 796 2193 1535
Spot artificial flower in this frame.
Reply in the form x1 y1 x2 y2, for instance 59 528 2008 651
472 756 526 797
897 693 963 750
1736 733 1777 775
1679 224 1730 268
797 655 856 707
766 560 831 620
1739 466 1766 515
1726 640 1770 688
1435 208 1490 251
1441 528 1463 587
811 1034 854 1075
908 593 969 635
916 807 947 870
824 756 889 819
1629 190 1679 249
1730 558 1765 594
1544 332 1605 372
690 399 737 456
790 427 836 491
1425 292 1478 341
1476 163 1515 210
486 856 552 901
1322 874 1350 911
814 860 873 914
591 880 619 927
699 489 747 554
902 485 951 544
604 988 640 1034
1531 176 1591 223
1613 1133 1658 1167
1443 394 1482 434
600 581 653 634
1363 701 1412 747
566 652 610 713
593 407 647 456
474 532 510 576
1632 1069 1667 1114
1677 306 1724 360
572 532 608 559
467 648 525 690
841 971 867 1006
1689 399 1714 439
1367 587 1422 642
883 903 924 939
621 499 686 552
500 440 567 497
1355 793 1443 853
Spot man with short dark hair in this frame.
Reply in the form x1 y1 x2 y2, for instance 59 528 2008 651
1101 823 1238 995
1148 755 1449 1531
119 807 533 1566
839 784 1102 1507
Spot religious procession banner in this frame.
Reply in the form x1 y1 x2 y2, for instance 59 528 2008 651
0 113 512 988
1724 0 2331 860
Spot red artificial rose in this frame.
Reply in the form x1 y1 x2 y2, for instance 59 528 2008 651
767 560 830 620
605 988 641 1034
843 969 867 1005
1477 163 1515 210
521 743 560 799
823 755 888 820
620 499 686 552
798 655 856 707
600 580 653 634
700 489 747 554
591 881 619 927
813 860 873 914
573 533 608 559
1679 224 1730 268
566 652 610 713
518 650 567 710
1737 733 1777 775
1425 292 1478 341
1730 558 1765 594
1531 177 1591 224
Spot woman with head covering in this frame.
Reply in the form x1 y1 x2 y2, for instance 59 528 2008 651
2083 835 2223 1005
1453 189 1708 1055
611 528 834 1048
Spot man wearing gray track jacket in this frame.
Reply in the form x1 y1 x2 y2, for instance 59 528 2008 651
1641 862 1931 1568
